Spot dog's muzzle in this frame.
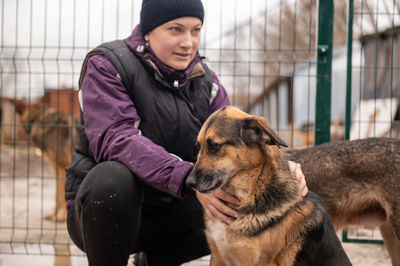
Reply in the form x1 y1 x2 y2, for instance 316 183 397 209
185 170 223 194
185 171 203 190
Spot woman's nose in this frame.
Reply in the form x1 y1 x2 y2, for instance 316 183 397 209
180 33 194 48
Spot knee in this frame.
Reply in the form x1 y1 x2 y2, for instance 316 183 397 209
77 161 143 208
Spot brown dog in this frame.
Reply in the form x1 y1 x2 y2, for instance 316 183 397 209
186 106 350 265
16 99 79 222
289 137 400 266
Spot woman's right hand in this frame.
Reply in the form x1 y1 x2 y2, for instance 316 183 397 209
196 188 240 224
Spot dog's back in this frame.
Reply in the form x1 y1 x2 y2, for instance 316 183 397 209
289 137 400 265
288 137 399 229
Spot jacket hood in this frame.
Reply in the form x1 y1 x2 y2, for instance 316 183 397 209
124 24 204 89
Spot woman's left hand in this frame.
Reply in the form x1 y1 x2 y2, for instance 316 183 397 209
289 161 308 197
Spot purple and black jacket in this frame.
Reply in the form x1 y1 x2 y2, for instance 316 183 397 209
65 25 229 205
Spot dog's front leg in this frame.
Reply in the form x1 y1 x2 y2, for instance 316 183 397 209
55 170 67 222
208 239 226 266
44 164 67 222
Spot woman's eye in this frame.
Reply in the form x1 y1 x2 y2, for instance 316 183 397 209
171 27 180 32
193 28 201 33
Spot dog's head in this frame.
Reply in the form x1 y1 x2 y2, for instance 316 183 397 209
186 105 288 193
15 99 45 135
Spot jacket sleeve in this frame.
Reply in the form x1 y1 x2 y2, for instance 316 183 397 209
208 69 231 115
80 54 192 198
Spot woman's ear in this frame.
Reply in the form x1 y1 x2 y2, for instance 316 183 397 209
144 34 150 42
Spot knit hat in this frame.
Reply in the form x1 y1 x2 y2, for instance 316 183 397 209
140 0 204 36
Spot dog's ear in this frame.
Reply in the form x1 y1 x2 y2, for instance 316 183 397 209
15 99 28 115
241 117 288 147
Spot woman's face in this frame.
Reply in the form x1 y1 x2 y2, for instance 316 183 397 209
145 17 202 70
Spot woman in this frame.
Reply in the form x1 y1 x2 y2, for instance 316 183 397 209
65 0 307 265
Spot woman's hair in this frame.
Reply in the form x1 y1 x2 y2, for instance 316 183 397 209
140 0 204 36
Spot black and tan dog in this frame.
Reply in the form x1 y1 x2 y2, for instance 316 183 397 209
186 106 350 265
16 99 79 222
289 137 400 266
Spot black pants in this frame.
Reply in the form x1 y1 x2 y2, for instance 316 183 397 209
67 161 210 266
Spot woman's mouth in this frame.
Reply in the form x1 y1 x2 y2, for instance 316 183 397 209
173 52 190 60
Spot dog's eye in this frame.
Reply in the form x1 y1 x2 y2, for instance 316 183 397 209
207 142 222 154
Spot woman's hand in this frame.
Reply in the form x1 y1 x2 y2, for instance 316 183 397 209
196 188 240 224
289 161 308 197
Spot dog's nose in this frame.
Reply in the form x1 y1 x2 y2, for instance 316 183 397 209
185 172 197 189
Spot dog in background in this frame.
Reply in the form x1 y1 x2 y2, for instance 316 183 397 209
186 106 350 265
289 137 400 266
16 99 79 222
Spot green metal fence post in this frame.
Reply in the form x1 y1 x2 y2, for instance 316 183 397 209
345 0 354 140
315 0 334 145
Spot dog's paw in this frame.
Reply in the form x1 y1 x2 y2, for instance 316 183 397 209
44 212 57 221
44 209 66 223
55 209 67 222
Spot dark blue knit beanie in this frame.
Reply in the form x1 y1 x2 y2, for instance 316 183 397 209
140 0 204 36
